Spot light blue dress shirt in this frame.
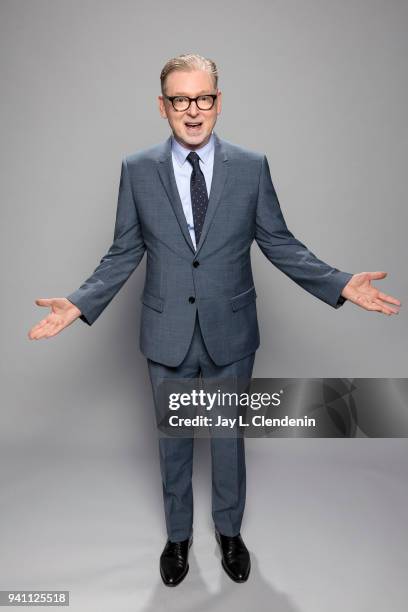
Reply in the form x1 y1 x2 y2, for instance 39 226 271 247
171 131 215 250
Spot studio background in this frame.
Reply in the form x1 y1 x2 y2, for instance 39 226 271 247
1 1 407 611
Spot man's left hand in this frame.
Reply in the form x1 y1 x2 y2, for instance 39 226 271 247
341 271 401 315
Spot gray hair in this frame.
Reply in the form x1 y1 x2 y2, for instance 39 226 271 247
160 53 218 95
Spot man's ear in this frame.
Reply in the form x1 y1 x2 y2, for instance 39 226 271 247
158 95 168 119
216 90 222 115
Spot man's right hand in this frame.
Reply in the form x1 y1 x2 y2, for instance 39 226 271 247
28 298 82 340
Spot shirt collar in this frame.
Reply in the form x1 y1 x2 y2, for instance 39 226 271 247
171 131 214 167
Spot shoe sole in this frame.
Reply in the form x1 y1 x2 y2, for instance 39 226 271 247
215 531 251 583
160 536 193 587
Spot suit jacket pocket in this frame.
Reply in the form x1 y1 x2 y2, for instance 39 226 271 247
141 291 164 313
230 286 257 312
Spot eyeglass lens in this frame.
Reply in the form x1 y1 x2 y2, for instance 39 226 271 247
173 95 214 111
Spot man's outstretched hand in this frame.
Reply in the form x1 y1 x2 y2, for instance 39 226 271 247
28 298 82 340
341 272 401 315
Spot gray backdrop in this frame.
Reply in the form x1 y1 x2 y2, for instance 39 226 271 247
1 1 407 611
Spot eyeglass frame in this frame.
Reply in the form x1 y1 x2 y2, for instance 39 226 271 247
163 93 218 111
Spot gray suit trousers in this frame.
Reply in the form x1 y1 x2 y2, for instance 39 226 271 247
147 312 255 542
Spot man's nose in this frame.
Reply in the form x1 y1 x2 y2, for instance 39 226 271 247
187 101 200 116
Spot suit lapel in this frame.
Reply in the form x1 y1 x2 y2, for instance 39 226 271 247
156 131 229 255
156 135 195 252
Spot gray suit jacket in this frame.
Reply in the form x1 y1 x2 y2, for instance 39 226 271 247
66 131 353 366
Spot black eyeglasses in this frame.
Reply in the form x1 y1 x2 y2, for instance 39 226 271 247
164 94 217 112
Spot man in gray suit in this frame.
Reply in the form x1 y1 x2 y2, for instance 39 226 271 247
28 53 401 586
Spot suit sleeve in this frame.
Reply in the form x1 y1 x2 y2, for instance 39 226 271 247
66 158 146 325
255 155 353 308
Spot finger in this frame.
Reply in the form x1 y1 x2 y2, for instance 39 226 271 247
355 295 393 315
35 318 49 329
43 319 68 337
367 271 387 281
35 298 53 307
28 319 50 337
376 291 401 306
30 326 51 340
372 298 398 315
360 299 383 313
373 296 400 313
31 321 58 339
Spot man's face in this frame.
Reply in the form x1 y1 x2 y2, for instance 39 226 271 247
158 70 222 150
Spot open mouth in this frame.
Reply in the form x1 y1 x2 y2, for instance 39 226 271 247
185 122 202 132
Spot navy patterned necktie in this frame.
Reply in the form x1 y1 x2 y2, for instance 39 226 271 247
186 151 208 247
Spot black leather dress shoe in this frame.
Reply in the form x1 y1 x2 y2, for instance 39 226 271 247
215 529 251 583
160 534 193 587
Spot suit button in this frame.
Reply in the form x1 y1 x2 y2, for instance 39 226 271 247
193 260 200 267
188 296 195 304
